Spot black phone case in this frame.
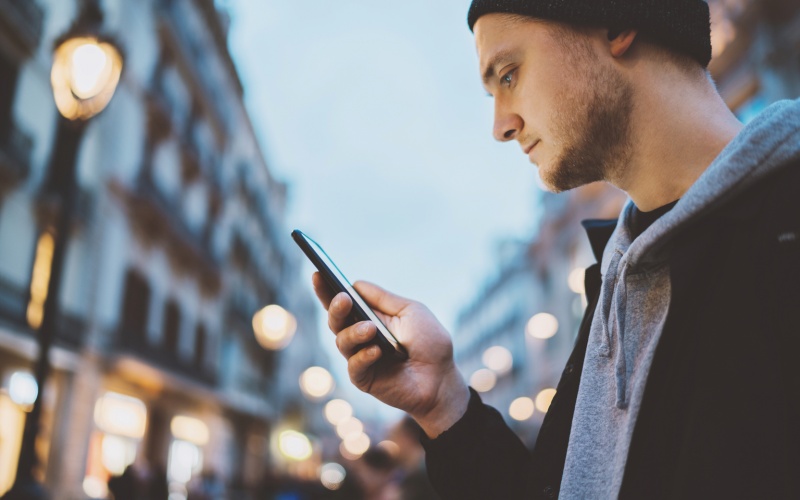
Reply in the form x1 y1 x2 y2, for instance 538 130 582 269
291 230 408 361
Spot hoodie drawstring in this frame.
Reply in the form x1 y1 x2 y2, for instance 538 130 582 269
599 249 630 409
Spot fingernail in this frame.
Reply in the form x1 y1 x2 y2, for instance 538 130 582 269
369 345 380 356
358 322 371 336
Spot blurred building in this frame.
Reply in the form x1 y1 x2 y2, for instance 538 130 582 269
708 0 800 119
0 0 332 498
453 0 800 446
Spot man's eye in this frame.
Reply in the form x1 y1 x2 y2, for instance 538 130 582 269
501 69 516 87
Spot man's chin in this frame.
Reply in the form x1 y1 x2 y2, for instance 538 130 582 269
535 162 568 193
535 173 562 193
537 163 596 193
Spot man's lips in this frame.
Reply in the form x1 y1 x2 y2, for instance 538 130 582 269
524 140 540 157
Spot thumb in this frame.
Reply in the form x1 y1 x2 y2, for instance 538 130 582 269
353 281 412 316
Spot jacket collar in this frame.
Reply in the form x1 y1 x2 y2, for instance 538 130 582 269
581 219 618 264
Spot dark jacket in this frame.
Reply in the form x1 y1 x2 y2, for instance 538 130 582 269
422 162 800 499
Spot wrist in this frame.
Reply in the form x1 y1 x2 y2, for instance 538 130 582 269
412 368 470 438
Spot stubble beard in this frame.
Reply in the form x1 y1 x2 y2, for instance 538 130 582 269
540 57 634 193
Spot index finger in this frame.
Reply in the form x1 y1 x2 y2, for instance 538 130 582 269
352 280 413 316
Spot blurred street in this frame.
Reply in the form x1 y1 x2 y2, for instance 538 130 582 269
0 0 798 499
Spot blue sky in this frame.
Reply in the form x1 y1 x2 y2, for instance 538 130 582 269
226 0 543 414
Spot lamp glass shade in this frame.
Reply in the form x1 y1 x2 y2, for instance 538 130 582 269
51 36 123 121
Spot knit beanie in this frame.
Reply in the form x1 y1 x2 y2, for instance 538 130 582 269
467 0 712 67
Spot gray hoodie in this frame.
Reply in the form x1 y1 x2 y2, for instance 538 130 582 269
559 98 800 499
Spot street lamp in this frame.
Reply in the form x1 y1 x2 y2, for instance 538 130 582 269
4 1 123 498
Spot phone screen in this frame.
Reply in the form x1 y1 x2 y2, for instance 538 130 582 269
292 230 407 359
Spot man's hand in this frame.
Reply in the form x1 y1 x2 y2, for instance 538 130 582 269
312 272 470 438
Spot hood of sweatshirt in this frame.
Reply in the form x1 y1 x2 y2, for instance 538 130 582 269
599 98 800 408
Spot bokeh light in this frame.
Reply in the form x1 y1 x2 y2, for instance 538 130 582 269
324 399 353 426
470 368 497 393
253 304 297 350
299 366 334 399
94 392 147 439
535 388 557 413
170 415 209 445
9 371 38 408
335 417 363 440
568 267 586 294
482 345 513 375
342 432 370 456
278 430 312 461
320 462 346 490
509 397 535 421
527 313 559 339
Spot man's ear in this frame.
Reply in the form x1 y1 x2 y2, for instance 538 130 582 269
607 28 638 58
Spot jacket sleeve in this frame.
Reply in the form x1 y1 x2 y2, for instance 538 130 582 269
420 388 533 500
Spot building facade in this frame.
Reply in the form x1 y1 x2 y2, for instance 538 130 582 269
0 0 330 498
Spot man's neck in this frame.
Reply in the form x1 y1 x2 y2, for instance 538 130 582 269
611 72 744 212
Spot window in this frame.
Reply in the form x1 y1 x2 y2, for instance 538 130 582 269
0 50 19 140
162 300 181 355
194 324 206 368
120 270 151 345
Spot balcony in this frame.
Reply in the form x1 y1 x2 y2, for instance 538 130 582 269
156 0 232 132
0 275 26 326
55 312 87 349
0 122 33 191
0 0 44 56
124 169 221 292
0 277 88 348
116 326 217 386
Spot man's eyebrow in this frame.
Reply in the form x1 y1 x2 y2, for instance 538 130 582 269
481 49 518 85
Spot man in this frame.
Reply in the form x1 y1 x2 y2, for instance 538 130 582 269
312 0 800 498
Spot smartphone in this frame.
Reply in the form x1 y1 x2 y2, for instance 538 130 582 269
291 229 408 361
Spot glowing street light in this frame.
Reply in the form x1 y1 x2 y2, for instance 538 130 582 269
252 304 297 350
51 36 122 121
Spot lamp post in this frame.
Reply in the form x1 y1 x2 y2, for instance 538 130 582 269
3 1 122 498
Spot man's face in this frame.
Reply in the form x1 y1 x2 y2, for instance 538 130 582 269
474 14 633 192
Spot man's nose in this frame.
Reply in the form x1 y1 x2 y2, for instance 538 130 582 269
493 106 522 142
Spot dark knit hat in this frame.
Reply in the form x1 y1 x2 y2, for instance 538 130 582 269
467 0 712 67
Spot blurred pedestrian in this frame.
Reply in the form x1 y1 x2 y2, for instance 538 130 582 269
144 463 169 500
387 418 438 500
107 466 140 500
188 469 225 500
312 0 800 498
